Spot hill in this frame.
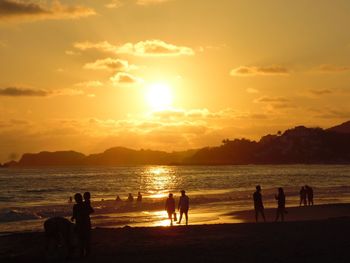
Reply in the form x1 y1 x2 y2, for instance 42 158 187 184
2 120 350 167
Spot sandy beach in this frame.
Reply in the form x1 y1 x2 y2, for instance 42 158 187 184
1 203 350 262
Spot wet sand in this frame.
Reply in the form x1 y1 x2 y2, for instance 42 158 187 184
1 203 350 262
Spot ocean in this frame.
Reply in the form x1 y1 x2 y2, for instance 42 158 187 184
1 165 350 234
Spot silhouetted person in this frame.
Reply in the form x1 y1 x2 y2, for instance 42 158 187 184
165 193 176 226
68 196 73 204
177 190 189 225
305 185 314 206
83 191 94 256
137 192 142 202
44 217 74 260
115 195 121 202
299 186 307 206
71 193 92 257
253 185 266 222
127 193 134 202
275 187 286 222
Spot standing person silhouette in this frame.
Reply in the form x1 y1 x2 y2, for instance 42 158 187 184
305 185 314 206
165 193 176 226
275 187 286 222
177 190 189 225
137 192 142 202
253 185 266 222
83 191 94 256
71 193 91 257
299 186 307 206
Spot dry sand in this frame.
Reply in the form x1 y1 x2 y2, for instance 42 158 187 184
1 203 350 262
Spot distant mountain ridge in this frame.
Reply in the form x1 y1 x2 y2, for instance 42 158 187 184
2 121 350 167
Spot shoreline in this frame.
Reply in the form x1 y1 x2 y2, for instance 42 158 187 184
1 203 350 262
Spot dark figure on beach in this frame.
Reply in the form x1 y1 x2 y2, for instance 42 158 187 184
137 192 142 202
177 190 189 225
275 188 286 222
116 195 121 202
305 185 314 206
68 196 73 203
299 187 307 206
44 217 75 260
71 193 93 257
165 193 176 226
253 185 266 222
127 193 134 202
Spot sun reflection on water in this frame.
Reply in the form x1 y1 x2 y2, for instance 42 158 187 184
142 166 177 199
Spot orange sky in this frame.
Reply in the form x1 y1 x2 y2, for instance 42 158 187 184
1 0 350 162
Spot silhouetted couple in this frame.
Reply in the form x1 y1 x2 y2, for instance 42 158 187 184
71 192 94 257
165 190 189 226
253 185 286 222
300 185 314 206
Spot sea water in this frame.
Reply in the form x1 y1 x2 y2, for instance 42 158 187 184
1 165 350 233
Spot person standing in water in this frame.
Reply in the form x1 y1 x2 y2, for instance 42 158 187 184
275 187 286 222
253 185 266 222
305 185 314 206
177 190 189 225
165 193 176 226
137 192 142 202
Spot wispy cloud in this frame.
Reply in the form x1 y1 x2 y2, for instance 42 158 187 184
136 0 172 6
75 81 103 88
74 39 194 57
0 87 84 97
0 87 49 97
84 58 134 72
0 0 95 23
315 64 350 73
110 72 143 85
105 0 123 9
230 65 289 76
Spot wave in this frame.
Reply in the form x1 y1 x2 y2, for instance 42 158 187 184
0 210 42 223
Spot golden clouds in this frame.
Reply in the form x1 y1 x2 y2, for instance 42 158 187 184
74 39 194 57
83 58 133 72
230 65 289 76
0 0 95 23
110 72 143 85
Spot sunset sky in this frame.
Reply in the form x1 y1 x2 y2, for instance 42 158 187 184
1 0 350 162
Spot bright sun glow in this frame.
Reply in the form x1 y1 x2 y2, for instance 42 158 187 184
146 83 173 110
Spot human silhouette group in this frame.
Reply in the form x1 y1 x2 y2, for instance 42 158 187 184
165 190 190 226
253 185 314 222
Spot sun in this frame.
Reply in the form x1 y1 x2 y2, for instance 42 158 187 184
146 83 173 110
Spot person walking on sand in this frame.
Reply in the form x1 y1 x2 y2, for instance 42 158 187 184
275 187 286 222
177 190 189 225
71 193 92 257
253 185 266 222
165 193 176 226
299 186 307 206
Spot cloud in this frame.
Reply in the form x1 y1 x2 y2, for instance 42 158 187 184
0 0 95 23
254 96 293 111
110 72 143 85
74 39 194 57
0 87 49 97
246 88 259 94
254 96 289 103
308 89 333 96
105 0 123 9
0 87 84 97
316 64 350 73
83 58 133 71
230 65 289 76
310 107 350 119
136 0 172 5
75 81 103 88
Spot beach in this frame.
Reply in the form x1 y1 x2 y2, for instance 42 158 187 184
1 203 350 262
